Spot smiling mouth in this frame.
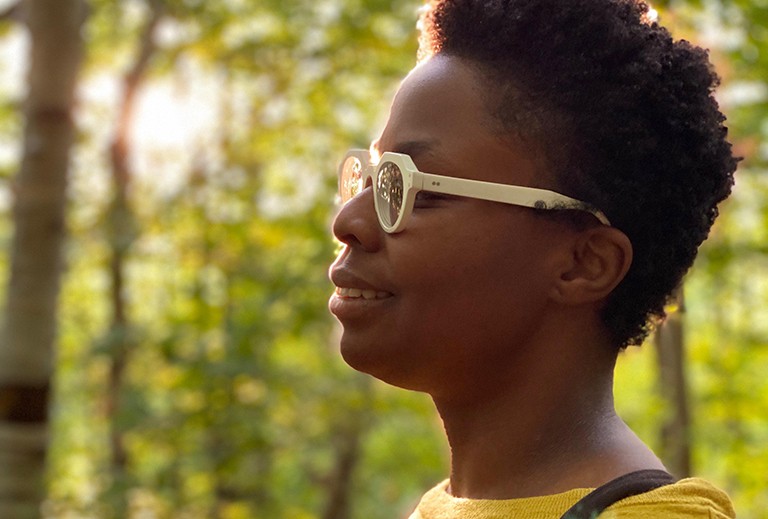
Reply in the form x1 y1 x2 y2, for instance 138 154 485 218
335 287 392 300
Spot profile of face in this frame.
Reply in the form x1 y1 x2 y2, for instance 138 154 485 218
328 55 623 400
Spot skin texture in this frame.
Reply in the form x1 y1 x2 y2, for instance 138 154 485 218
329 54 664 499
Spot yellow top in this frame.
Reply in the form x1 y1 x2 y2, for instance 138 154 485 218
408 478 735 519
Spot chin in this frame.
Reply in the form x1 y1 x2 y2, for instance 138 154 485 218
339 339 433 394
339 339 391 378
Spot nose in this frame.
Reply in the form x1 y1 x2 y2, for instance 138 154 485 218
332 183 383 253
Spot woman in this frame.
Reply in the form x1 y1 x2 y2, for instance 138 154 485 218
328 0 737 517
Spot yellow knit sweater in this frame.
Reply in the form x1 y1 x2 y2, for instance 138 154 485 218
408 478 735 518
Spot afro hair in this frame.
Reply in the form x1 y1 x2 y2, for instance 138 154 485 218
418 0 738 347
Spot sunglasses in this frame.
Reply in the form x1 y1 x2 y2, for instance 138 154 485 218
338 149 611 233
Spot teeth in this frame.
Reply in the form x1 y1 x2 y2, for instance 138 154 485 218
335 287 391 299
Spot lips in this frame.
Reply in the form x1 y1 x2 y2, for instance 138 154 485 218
335 287 392 300
328 265 394 320
329 263 393 297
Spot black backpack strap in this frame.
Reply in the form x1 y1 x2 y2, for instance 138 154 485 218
559 469 677 519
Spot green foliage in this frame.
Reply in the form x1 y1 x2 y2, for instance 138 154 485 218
0 0 766 517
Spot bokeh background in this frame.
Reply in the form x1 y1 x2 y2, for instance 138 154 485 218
0 0 766 518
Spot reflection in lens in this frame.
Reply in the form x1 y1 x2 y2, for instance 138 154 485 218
341 156 363 202
377 162 403 227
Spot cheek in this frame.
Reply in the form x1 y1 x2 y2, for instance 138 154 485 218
394 232 552 349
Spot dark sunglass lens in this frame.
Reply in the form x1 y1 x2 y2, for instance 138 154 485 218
340 156 363 202
377 161 403 227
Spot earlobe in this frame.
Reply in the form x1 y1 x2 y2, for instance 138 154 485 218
552 227 633 305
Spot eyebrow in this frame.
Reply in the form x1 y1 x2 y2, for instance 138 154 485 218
393 139 441 158
370 139 440 160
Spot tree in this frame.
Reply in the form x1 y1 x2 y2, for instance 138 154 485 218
654 289 691 478
0 0 87 517
101 0 164 515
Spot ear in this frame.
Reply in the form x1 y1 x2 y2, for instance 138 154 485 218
550 227 633 305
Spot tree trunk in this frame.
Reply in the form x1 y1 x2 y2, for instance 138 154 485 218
102 0 163 514
654 287 691 478
0 0 86 517
322 376 372 519
321 421 364 519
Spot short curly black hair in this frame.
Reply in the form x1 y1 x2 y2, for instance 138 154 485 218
418 0 737 348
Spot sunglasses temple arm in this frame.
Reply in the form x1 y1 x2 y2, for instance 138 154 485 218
417 172 560 206
418 172 610 225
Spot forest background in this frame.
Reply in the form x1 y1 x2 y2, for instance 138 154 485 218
0 0 766 518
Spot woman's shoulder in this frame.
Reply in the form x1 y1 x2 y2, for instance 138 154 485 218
603 477 735 518
408 477 735 519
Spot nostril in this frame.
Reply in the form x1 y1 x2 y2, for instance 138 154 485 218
332 210 362 247
331 186 382 252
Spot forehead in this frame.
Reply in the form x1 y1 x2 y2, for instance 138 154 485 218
374 54 543 186
376 55 489 153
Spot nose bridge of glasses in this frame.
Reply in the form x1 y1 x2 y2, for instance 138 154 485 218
363 160 375 186
359 151 378 185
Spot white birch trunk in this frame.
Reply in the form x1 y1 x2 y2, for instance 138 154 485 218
0 0 86 516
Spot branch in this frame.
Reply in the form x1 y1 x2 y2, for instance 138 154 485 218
114 0 166 155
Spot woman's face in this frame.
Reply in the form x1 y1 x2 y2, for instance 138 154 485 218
329 55 575 398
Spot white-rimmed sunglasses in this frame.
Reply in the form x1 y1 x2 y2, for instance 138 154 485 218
338 149 610 233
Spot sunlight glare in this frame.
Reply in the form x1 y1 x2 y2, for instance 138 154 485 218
124 77 221 197
129 83 203 150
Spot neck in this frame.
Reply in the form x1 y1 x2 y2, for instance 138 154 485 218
433 334 661 499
